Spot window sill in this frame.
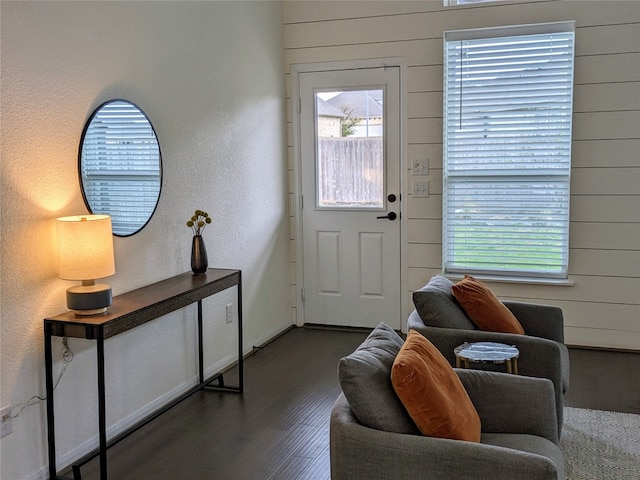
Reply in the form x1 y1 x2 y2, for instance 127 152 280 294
444 273 575 287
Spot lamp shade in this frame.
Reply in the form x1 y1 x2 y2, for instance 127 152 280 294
56 215 115 280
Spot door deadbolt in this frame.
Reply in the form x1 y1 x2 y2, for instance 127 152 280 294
387 194 397 203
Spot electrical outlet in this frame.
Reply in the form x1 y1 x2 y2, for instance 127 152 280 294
1 406 12 438
412 181 429 198
226 304 233 324
412 159 428 175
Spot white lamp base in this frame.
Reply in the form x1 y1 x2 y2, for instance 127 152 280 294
67 282 112 315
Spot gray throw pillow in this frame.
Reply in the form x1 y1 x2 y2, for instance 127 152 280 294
338 323 418 434
412 275 477 330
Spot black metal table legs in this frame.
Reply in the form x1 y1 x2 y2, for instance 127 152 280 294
46 276 243 480
97 330 107 479
200 282 244 393
81 297 244 479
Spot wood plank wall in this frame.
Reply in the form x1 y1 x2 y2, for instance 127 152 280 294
283 0 640 350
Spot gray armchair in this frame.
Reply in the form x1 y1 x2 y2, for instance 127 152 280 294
407 275 570 434
331 369 564 480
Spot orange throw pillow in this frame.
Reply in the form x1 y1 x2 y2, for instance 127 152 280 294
452 276 525 335
391 330 481 442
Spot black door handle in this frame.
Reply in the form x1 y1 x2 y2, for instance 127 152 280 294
376 212 397 221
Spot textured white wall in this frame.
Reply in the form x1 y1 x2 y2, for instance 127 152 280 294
1 2 289 478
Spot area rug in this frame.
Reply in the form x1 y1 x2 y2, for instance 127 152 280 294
561 407 640 480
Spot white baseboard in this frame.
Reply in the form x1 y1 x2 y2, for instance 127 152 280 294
250 322 295 350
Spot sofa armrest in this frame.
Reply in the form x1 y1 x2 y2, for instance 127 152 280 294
455 369 559 444
407 318 568 434
408 321 567 388
330 393 560 480
503 301 565 343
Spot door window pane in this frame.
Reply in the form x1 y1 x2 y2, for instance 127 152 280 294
315 90 384 208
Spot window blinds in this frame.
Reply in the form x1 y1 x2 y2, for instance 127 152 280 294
443 22 575 278
81 101 161 236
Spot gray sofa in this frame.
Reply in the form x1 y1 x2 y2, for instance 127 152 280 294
408 275 569 434
331 324 565 480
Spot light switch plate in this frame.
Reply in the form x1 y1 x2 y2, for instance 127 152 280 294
412 181 429 198
412 159 428 175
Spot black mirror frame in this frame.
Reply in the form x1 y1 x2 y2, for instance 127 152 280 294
78 99 163 237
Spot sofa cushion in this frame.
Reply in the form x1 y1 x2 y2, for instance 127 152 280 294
412 275 477 330
338 323 419 434
391 330 481 442
452 276 525 335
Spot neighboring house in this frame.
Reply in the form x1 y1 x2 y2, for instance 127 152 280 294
316 97 344 137
326 90 383 137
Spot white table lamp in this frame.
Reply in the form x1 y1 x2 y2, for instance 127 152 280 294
56 214 115 315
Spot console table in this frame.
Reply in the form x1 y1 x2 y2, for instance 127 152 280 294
44 269 243 480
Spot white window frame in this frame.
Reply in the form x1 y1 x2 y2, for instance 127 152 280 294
442 21 575 281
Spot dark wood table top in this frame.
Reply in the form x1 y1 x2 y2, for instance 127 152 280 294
45 269 240 339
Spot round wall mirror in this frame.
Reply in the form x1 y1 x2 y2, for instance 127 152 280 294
79 99 162 237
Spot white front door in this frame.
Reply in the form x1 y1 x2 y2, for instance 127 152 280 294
298 66 401 329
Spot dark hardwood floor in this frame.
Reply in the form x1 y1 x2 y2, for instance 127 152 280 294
69 326 640 480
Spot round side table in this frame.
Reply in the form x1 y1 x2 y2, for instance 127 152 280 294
454 342 520 374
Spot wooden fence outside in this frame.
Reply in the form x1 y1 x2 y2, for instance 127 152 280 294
317 136 384 207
